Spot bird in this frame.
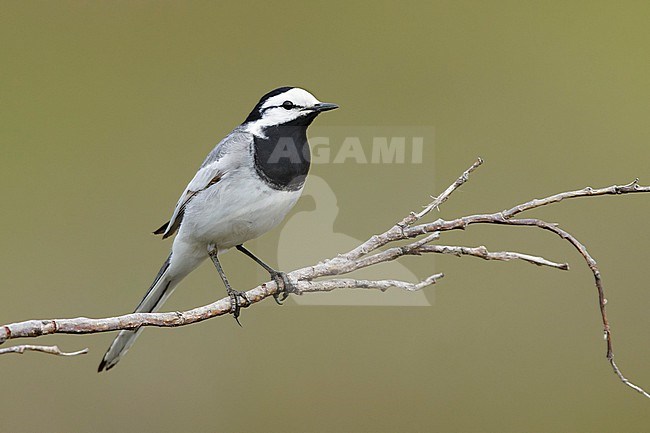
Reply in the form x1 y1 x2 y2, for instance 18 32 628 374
98 87 338 371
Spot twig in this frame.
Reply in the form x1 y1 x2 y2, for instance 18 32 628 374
500 179 650 219
295 274 444 293
341 157 483 262
417 244 569 270
404 157 484 223
0 345 88 356
499 217 650 399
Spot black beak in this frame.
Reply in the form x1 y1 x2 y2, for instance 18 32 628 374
306 102 339 113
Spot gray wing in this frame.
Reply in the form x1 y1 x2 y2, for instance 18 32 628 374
154 130 251 239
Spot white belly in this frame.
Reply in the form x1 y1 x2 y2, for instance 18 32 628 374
177 169 303 251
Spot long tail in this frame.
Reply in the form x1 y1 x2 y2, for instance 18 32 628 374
98 254 179 372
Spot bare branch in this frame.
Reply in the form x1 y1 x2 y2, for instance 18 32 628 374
342 157 483 262
296 274 444 294
0 345 88 356
0 273 443 342
417 244 569 270
500 179 650 219
1 158 649 400
404 157 484 223
496 217 650 399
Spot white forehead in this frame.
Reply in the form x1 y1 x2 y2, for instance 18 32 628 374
261 88 320 109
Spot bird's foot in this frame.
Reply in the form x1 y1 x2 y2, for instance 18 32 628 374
270 271 295 305
227 288 250 327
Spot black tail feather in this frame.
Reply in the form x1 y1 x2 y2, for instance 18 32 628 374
153 221 169 235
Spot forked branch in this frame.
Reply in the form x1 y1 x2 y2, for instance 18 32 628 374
1 159 649 399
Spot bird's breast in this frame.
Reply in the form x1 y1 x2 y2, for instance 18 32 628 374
179 168 303 249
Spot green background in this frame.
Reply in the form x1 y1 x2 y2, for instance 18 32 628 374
2 1 650 432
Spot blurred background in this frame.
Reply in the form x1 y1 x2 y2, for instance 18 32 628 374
2 1 650 432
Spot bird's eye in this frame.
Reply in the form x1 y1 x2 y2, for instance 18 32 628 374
282 100 295 110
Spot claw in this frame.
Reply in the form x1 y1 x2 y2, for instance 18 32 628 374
227 289 250 327
270 271 293 304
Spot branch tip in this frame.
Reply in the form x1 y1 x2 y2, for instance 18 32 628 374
0 345 88 356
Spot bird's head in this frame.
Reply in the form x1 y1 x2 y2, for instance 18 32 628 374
243 87 338 135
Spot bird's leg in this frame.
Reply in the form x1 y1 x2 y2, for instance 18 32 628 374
208 244 249 326
236 244 294 304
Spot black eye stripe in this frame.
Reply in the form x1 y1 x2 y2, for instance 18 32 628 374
261 103 303 112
